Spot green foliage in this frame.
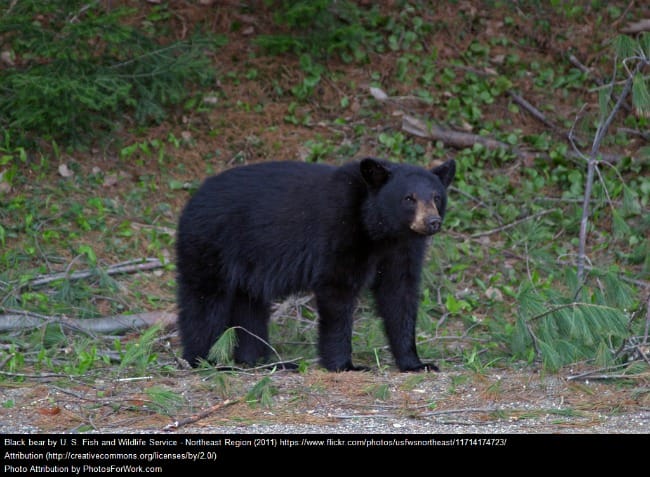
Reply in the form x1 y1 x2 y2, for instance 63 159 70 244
364 383 391 400
509 271 632 371
256 0 386 103
117 325 161 374
144 386 186 416
207 327 238 365
0 0 224 146
611 33 650 118
256 0 382 61
245 376 278 408
0 1 647 384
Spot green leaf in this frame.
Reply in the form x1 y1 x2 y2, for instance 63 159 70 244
613 34 636 58
445 293 471 314
145 386 186 415
208 327 237 364
632 74 650 117
245 376 278 408
639 32 650 58
612 209 631 238
78 244 96 265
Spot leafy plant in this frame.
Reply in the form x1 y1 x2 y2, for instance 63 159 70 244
255 0 382 61
0 0 224 146
117 325 161 374
245 376 278 408
510 271 633 371
145 386 186 416
207 327 238 366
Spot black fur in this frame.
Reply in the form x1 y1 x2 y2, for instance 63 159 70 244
176 158 455 371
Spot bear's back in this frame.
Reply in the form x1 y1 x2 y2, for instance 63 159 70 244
176 160 369 300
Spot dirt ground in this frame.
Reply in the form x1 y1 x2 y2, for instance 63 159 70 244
1 360 649 434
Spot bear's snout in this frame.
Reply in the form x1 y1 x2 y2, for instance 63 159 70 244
427 216 441 233
410 201 442 235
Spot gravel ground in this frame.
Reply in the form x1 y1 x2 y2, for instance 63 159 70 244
1 365 648 435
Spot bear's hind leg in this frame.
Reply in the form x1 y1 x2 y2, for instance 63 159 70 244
177 283 230 367
315 287 367 372
229 292 273 367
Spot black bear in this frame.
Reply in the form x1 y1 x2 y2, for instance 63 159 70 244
176 157 455 372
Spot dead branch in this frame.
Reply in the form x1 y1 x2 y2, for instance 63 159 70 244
0 310 176 333
576 61 643 283
163 399 238 431
402 114 624 164
0 370 70 379
643 296 650 344
24 258 167 289
566 360 645 381
617 127 650 141
507 90 562 133
470 210 554 238
402 114 514 151
620 19 650 34
567 372 650 381
420 407 500 417
569 54 604 86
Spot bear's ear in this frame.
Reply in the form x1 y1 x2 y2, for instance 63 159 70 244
432 159 456 188
360 158 391 188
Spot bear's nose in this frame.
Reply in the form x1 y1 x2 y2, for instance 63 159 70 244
428 216 441 232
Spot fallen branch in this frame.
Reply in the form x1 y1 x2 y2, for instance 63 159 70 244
163 399 238 431
402 114 518 153
620 18 650 34
23 258 167 289
507 90 562 133
402 113 625 164
0 310 176 334
470 210 554 239
567 372 649 381
420 407 504 418
0 370 70 379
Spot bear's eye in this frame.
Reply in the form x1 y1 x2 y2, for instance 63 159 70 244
404 194 416 204
433 195 441 207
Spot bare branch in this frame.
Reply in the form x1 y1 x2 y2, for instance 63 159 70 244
507 90 562 133
23 258 167 289
0 310 176 334
577 61 643 283
402 115 513 151
163 399 238 431
470 210 554 239
620 18 650 34
402 114 623 164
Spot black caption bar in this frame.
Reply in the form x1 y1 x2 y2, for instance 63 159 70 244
0 433 640 473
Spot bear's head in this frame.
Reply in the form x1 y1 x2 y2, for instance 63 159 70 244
360 158 456 239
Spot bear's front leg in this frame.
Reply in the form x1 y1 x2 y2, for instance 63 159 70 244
314 287 367 372
372 244 439 372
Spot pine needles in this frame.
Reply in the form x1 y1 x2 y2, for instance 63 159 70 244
511 271 634 371
0 1 224 146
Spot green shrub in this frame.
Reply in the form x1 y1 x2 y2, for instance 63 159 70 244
0 1 224 146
